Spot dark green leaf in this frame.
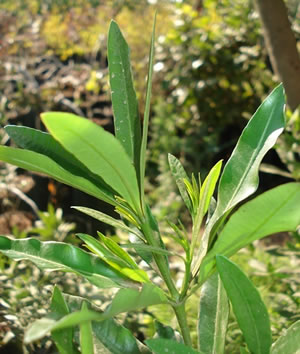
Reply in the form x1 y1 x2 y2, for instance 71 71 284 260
0 236 133 289
198 273 229 354
41 112 141 214
5 125 116 201
216 255 272 354
51 286 75 354
0 146 116 204
271 320 300 354
199 183 300 284
145 338 201 354
108 21 141 180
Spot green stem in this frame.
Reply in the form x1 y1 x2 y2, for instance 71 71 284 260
140 221 179 299
173 301 192 347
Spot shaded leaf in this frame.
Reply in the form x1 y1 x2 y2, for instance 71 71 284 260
216 255 272 354
145 338 201 354
51 286 75 354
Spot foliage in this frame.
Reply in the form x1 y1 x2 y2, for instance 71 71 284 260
0 18 300 354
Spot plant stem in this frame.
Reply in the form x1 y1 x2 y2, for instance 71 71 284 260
173 301 192 347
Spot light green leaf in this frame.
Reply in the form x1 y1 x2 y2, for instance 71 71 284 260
0 236 133 289
216 255 272 354
41 112 141 214
97 232 138 268
140 13 156 207
271 320 300 354
0 146 115 205
192 84 285 276
145 338 202 354
25 318 57 344
168 153 193 214
198 273 229 354
72 206 142 238
121 243 181 259
191 160 222 262
108 21 141 179
199 183 300 284
80 302 94 354
50 286 75 354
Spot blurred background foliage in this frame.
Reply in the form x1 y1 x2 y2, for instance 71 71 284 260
0 0 299 352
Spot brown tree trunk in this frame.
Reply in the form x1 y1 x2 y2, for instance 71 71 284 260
255 0 300 111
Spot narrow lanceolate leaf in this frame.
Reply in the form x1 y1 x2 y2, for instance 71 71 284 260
145 338 202 354
28 284 168 335
140 13 156 207
5 125 115 200
108 21 141 180
216 255 272 354
50 286 75 354
192 84 285 276
215 83 285 220
41 112 141 214
191 160 223 261
199 183 300 285
80 302 94 354
0 146 116 205
168 153 193 214
198 273 229 354
0 236 134 289
271 320 300 354
64 293 147 354
72 206 142 238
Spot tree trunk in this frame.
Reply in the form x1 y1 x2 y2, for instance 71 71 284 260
255 0 300 111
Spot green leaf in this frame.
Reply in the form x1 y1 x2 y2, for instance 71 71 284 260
192 84 285 276
199 183 300 284
51 286 75 354
271 320 300 354
41 112 141 214
215 84 285 220
121 243 179 258
168 153 193 214
198 273 229 354
216 255 272 354
154 320 178 341
72 206 142 239
140 13 156 207
64 293 147 354
108 21 141 180
145 338 201 354
80 302 94 354
191 160 223 262
97 232 138 269
0 146 116 205
5 125 116 199
25 318 57 343
0 236 133 289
